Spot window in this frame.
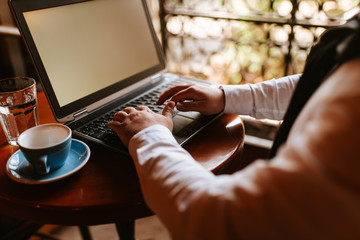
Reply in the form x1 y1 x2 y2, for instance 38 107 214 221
157 0 359 84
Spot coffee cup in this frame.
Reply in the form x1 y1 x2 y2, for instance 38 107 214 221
17 123 72 175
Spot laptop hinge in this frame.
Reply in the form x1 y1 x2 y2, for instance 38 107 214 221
151 72 162 82
73 108 88 119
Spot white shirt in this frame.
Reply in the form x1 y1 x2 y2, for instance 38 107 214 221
221 74 300 120
128 61 360 240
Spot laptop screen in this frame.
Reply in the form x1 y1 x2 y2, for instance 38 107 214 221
11 0 165 121
23 0 160 107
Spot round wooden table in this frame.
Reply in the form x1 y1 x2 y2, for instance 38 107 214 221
0 91 244 227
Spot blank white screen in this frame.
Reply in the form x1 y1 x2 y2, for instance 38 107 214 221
24 0 160 107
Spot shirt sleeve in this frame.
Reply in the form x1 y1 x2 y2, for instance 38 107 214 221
128 62 360 240
221 74 301 120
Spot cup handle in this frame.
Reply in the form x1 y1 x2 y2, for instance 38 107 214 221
34 155 50 175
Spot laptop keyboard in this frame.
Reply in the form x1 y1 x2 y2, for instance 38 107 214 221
74 79 184 149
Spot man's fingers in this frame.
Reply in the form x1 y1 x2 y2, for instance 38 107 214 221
113 111 128 122
176 101 202 112
162 101 175 119
136 105 150 111
107 120 122 131
123 107 135 114
157 84 193 105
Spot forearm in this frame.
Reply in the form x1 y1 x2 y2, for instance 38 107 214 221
222 74 301 120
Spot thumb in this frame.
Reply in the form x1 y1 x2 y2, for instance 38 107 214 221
162 101 175 119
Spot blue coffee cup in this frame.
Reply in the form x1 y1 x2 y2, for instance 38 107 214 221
17 123 72 175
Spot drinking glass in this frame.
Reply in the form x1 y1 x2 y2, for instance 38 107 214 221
0 77 39 146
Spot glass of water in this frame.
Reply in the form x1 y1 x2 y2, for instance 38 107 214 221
0 77 39 146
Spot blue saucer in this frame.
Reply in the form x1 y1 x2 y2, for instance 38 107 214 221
6 139 90 184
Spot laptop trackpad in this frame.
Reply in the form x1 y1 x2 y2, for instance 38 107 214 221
172 115 194 134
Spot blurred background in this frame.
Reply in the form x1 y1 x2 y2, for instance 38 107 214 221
151 0 358 85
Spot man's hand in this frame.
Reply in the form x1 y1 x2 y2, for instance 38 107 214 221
108 101 175 147
157 84 225 115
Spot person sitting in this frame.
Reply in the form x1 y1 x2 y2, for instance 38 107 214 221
108 14 360 239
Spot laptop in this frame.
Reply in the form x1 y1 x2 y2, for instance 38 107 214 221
9 0 222 153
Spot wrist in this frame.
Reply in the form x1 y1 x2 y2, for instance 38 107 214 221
218 85 226 113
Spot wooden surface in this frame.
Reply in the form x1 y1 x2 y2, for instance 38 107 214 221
0 91 244 226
